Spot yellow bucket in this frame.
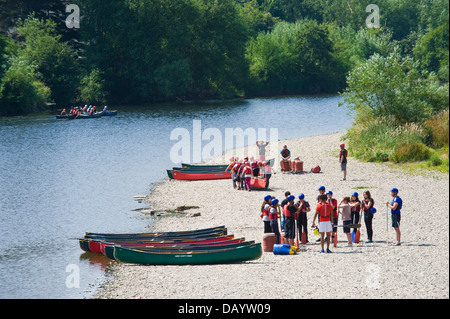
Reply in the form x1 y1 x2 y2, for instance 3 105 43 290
313 227 320 236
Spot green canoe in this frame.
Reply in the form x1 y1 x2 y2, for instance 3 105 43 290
114 243 263 265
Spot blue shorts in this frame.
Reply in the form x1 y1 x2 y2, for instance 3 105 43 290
391 213 401 228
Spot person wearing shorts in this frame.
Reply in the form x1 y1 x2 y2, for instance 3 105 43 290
386 188 402 246
312 195 334 253
339 143 348 181
338 197 353 246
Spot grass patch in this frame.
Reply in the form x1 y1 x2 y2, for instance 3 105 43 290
353 186 378 190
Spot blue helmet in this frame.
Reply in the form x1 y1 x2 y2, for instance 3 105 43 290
370 208 377 214
352 192 359 197
326 190 333 195
298 193 305 200
287 195 296 202
271 199 279 205
391 188 399 194
318 186 326 191
264 195 272 201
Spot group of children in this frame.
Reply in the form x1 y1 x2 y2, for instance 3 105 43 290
61 105 109 116
225 156 274 191
260 186 403 253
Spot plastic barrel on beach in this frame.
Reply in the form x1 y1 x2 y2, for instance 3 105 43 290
281 161 291 172
263 233 276 252
295 161 303 173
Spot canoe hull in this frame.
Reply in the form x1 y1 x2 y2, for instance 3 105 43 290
171 171 231 181
250 178 268 190
114 243 263 265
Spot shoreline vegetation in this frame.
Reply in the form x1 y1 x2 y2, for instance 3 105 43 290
1 1 449 169
95 132 449 299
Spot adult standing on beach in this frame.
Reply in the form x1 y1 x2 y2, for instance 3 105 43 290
339 143 348 181
386 188 403 246
256 141 269 162
312 195 334 253
362 191 375 243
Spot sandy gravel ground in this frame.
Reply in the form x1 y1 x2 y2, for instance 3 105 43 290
96 132 449 299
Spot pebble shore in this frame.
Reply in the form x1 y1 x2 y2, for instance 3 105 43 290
96 132 449 299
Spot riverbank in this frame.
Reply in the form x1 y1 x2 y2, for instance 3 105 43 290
95 132 449 299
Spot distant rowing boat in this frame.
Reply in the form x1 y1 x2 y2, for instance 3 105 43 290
54 110 118 120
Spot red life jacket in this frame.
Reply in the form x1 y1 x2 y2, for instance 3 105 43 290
317 203 333 222
243 167 252 175
269 207 278 220
281 149 290 158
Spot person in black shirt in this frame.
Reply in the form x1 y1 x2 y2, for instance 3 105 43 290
339 143 348 181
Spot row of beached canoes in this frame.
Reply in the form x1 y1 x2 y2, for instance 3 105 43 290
79 226 262 265
166 159 274 187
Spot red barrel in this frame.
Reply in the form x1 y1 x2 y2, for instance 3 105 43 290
263 233 276 252
281 160 291 172
294 161 303 173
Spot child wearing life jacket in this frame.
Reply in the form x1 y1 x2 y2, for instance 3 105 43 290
296 194 311 244
242 162 253 192
350 192 361 235
327 191 338 243
312 195 334 253
260 195 272 234
284 195 297 246
362 191 375 243
269 199 281 244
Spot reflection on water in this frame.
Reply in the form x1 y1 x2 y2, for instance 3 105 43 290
0 95 351 298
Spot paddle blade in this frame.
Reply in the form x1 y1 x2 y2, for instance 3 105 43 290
301 232 307 245
352 231 355 243
355 230 361 244
334 233 338 247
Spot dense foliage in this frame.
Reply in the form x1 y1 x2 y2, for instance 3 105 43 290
0 1 449 169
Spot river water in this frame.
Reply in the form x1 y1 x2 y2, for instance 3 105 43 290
0 95 351 299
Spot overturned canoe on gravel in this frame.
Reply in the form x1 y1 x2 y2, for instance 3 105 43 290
113 243 263 265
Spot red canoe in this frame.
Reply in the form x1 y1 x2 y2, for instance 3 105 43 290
250 178 268 190
100 237 246 255
88 235 235 255
171 171 231 181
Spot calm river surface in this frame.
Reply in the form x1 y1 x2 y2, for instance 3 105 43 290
0 95 351 299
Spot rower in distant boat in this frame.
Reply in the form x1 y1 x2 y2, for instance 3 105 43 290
60 109 67 116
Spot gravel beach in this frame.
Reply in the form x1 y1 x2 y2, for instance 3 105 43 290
96 132 449 299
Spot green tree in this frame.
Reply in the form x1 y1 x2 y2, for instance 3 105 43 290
77 69 106 105
17 14 79 106
414 22 449 81
246 20 341 95
0 55 50 115
341 47 449 124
